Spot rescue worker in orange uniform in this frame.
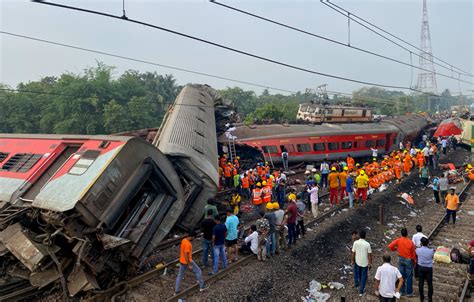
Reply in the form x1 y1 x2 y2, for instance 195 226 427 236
372 158 380 173
220 155 227 170
339 166 348 201
346 155 355 171
416 151 425 168
328 167 340 206
264 162 270 175
224 162 233 188
393 156 402 181
369 174 380 189
233 156 240 169
403 153 412 175
261 180 272 204
252 182 263 217
241 173 250 200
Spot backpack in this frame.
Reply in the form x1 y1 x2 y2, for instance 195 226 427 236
450 248 461 263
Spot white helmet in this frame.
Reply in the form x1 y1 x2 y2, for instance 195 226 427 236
311 168 317 172
305 170 311 175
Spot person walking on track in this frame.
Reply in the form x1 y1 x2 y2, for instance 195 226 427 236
374 254 403 302
388 228 416 297
445 187 459 225
174 231 207 294
352 230 372 297
328 167 340 206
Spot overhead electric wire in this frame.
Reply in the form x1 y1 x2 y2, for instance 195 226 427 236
0 31 296 94
31 0 439 96
322 1 474 79
326 0 474 78
209 0 474 85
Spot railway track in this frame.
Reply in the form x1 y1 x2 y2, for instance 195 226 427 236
419 181 473 302
83 190 337 302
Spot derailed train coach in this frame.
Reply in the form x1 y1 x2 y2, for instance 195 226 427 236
0 84 220 296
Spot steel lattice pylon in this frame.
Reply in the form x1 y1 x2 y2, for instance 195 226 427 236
416 0 438 95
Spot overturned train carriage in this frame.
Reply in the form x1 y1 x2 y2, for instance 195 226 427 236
0 84 220 296
0 135 184 295
153 84 219 230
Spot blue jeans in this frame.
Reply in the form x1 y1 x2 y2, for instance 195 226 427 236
175 261 204 292
446 209 456 224
348 192 354 208
212 245 227 274
287 223 296 245
202 239 213 267
266 233 276 256
354 263 368 294
399 257 414 295
321 173 328 188
276 191 285 209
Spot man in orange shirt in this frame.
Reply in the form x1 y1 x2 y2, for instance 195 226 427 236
328 167 340 205
388 228 416 297
175 231 207 294
347 155 355 171
445 188 459 225
339 167 348 201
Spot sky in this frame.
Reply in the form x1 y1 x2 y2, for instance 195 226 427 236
0 0 473 96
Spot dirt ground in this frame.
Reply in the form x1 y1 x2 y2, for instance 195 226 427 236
186 148 472 302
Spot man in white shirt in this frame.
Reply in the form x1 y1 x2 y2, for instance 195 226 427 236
240 225 258 255
412 225 427 248
370 147 378 159
374 254 404 302
441 138 448 156
352 230 372 296
307 183 319 218
410 147 417 157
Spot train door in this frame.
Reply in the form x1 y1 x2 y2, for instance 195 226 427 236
385 134 391 153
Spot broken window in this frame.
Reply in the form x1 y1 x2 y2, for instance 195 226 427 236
262 146 278 153
1 153 42 172
341 142 352 149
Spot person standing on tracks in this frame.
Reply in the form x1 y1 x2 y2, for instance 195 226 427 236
416 237 434 302
264 203 277 257
412 225 427 248
339 167 348 201
285 195 298 247
419 165 430 187
281 148 289 172
252 182 263 218
352 230 372 297
346 173 355 208
295 194 306 238
174 230 207 294
312 168 321 186
211 215 228 275
355 170 369 204
225 208 240 263
224 162 233 189
371 147 378 159
241 172 251 200
201 210 216 268
374 254 403 302
275 180 286 210
441 137 448 156
307 182 319 218
328 167 340 206
388 228 416 297
273 202 285 253
320 159 330 188
439 173 449 201
261 180 272 205
445 187 459 225
432 176 441 204
203 199 218 220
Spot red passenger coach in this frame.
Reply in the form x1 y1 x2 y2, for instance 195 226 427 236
223 114 430 163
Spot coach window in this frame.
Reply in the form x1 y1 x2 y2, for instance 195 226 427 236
69 150 101 175
365 140 375 148
341 142 352 149
0 152 8 163
313 143 326 152
353 141 358 148
376 139 385 147
296 144 311 152
262 146 278 153
328 142 339 150
280 144 295 153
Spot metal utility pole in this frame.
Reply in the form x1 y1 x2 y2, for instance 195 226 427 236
416 0 438 110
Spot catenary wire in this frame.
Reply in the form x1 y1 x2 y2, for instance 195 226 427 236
0 31 296 94
30 0 440 96
326 0 474 78
322 1 474 80
210 0 473 85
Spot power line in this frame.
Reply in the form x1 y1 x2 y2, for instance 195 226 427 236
326 0 474 78
0 31 296 94
210 0 474 85
31 0 439 96
322 1 474 80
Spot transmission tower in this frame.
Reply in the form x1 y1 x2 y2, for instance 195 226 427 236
416 0 438 97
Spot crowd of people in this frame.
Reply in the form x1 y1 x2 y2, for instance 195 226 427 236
173 134 473 297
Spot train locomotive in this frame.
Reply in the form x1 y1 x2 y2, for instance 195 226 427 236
0 85 220 296
223 114 430 163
